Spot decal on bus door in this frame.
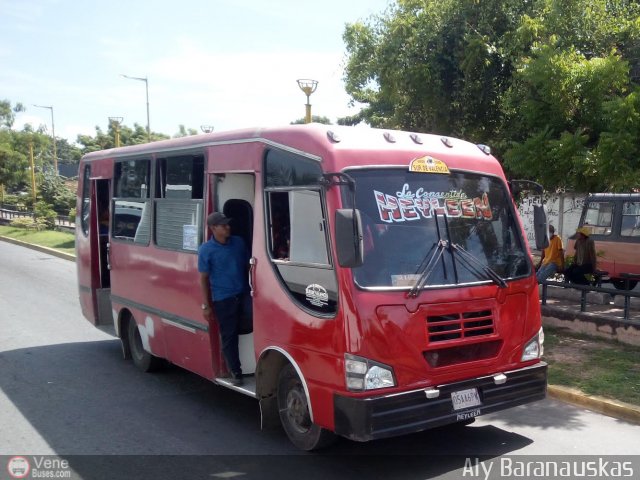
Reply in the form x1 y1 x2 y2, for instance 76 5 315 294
373 184 493 223
305 284 329 307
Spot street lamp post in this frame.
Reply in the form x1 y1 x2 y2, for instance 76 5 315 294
32 104 57 175
108 117 124 147
121 74 150 142
296 79 318 124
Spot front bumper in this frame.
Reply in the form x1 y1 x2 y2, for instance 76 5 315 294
334 362 547 442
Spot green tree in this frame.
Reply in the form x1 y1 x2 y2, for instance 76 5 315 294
0 99 25 128
501 0 640 191
342 0 640 192
342 0 531 138
76 122 170 152
173 125 198 137
290 115 333 125
39 171 76 214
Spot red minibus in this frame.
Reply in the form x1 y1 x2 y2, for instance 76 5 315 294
76 124 547 450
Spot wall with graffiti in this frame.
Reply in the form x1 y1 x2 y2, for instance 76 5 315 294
517 194 586 250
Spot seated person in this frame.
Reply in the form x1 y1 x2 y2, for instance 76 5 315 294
536 224 564 283
565 227 596 284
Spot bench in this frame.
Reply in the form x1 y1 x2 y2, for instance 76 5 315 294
591 269 609 288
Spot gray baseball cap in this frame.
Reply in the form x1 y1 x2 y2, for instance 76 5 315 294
207 212 231 226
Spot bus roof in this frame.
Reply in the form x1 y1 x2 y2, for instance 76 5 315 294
80 124 503 176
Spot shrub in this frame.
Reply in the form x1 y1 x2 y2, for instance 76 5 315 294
33 201 57 229
10 216 41 230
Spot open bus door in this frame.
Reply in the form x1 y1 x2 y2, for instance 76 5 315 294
77 163 113 328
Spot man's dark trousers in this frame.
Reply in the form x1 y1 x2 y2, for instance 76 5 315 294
213 292 251 375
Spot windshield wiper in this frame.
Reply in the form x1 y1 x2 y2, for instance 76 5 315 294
407 239 448 298
450 243 507 288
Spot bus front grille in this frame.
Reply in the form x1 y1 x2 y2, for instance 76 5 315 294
426 309 494 342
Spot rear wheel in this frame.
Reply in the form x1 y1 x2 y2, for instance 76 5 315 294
127 318 162 372
277 364 336 451
612 279 637 290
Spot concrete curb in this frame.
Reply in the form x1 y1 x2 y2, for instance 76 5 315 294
0 235 75 262
547 385 640 425
2 235 640 426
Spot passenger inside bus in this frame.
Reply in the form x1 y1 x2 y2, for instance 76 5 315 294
269 193 291 260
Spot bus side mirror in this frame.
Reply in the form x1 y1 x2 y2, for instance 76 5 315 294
533 205 549 250
335 209 364 268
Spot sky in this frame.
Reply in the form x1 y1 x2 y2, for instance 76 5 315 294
1 0 392 143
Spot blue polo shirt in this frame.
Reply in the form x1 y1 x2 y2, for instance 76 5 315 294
198 235 249 301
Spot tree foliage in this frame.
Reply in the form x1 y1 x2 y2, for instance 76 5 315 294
290 115 333 125
342 0 640 192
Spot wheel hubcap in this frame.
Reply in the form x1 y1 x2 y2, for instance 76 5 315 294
286 385 311 433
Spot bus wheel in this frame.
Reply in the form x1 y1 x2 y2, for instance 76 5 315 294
612 279 637 290
127 319 161 372
277 364 336 451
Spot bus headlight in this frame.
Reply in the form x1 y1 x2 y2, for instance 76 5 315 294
521 327 544 361
345 354 396 391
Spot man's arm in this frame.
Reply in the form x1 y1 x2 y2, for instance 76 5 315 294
200 272 213 318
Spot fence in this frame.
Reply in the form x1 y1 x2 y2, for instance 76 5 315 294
0 207 75 230
540 278 640 322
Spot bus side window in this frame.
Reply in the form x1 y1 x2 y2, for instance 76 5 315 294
622 201 640 237
113 159 151 244
584 201 613 236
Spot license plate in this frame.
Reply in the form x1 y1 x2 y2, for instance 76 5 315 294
451 388 482 411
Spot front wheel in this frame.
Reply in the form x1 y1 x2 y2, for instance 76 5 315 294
277 364 336 451
127 318 162 372
612 279 638 290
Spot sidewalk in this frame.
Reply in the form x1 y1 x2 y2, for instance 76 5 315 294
1 233 639 425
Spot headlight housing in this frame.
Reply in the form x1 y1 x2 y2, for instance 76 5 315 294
521 327 545 361
345 354 396 392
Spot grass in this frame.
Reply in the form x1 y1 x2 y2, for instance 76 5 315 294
0 225 76 255
544 327 640 406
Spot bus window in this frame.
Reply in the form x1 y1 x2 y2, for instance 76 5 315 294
621 202 640 237
113 159 151 244
264 148 337 315
583 201 613 235
154 154 204 251
290 190 329 265
80 165 91 236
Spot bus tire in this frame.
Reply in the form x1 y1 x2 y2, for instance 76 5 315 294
612 279 637 290
127 318 162 372
277 363 336 451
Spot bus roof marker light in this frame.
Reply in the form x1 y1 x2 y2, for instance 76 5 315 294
327 130 341 143
410 133 423 144
441 137 453 148
477 144 492 155
384 132 396 143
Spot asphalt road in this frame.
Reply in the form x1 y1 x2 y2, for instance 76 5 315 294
1 241 639 479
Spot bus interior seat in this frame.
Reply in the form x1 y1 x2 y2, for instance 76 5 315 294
223 199 253 254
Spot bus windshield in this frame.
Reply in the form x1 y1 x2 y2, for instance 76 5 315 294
348 168 530 289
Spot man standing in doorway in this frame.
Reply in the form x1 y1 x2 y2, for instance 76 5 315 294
198 212 251 386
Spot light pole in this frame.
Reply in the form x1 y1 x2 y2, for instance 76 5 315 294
296 79 318 124
32 104 57 175
121 74 150 142
109 116 124 147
